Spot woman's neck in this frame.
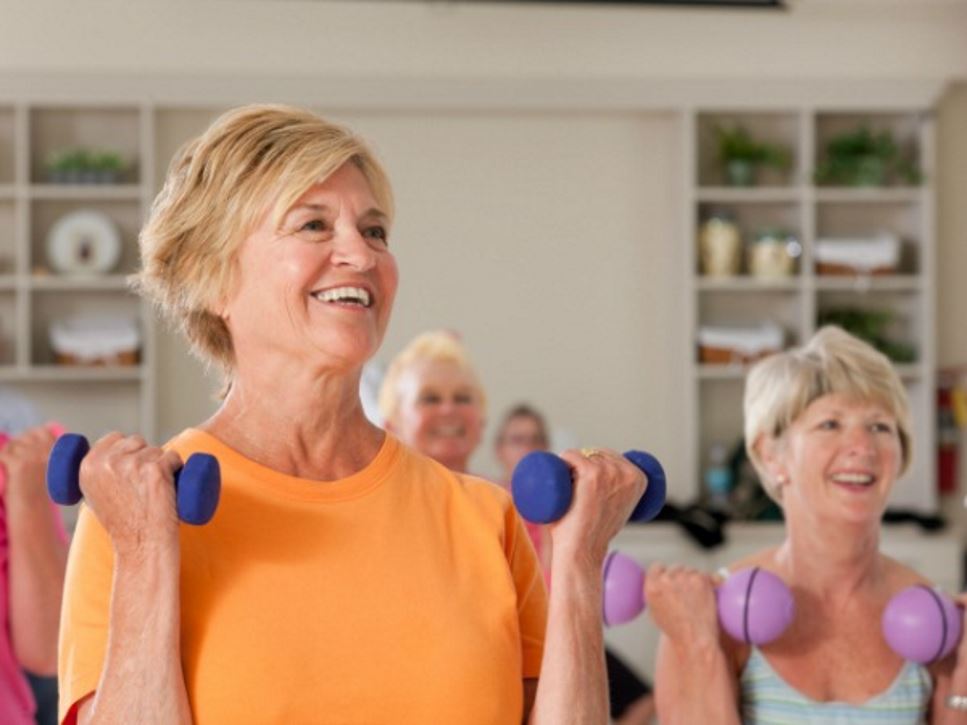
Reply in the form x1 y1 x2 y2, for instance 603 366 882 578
778 510 884 601
200 360 384 481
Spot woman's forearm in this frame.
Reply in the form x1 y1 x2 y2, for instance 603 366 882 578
654 636 741 725
528 548 608 725
80 546 191 725
6 498 68 674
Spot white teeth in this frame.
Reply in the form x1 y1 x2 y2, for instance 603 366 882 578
832 473 875 485
312 286 371 307
435 425 463 437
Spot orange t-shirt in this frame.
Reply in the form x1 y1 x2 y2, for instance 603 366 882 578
58 430 547 724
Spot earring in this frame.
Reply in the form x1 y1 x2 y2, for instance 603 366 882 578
776 473 789 485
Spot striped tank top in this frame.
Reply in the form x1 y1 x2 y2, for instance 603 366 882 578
740 647 932 724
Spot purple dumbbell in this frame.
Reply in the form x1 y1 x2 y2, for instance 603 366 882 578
882 585 962 664
603 551 796 646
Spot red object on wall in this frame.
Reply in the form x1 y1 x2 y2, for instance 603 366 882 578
938 387 959 494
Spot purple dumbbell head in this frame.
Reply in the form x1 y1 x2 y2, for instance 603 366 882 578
603 551 646 627
882 585 962 664
717 567 795 646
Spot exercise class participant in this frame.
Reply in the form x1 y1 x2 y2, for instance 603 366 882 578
0 425 67 725
493 403 656 725
647 327 967 724
57 105 647 724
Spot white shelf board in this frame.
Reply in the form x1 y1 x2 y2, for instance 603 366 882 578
696 187 801 203
814 275 922 292
30 274 132 291
814 188 922 204
696 362 922 382
28 184 141 201
696 277 802 292
0 184 15 199
0 365 144 382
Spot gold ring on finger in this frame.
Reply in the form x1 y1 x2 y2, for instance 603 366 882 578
580 447 603 459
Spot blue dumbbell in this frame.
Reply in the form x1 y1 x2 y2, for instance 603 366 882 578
47 433 221 526
512 449 666 524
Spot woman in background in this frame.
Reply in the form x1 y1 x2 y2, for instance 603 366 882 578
381 334 656 725
0 423 67 725
648 327 967 724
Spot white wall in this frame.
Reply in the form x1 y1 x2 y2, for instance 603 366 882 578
1 1 967 80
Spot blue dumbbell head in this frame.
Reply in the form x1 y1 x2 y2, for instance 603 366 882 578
176 454 221 526
624 450 666 522
47 433 221 526
47 433 89 506
512 451 573 524
512 448 667 524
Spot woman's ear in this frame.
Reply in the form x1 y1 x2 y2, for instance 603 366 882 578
756 434 790 488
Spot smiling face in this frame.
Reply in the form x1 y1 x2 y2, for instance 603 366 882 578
389 359 485 472
220 162 398 375
764 392 903 524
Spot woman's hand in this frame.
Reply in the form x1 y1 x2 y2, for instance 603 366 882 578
78 433 184 556
549 448 646 565
0 426 57 508
646 563 722 648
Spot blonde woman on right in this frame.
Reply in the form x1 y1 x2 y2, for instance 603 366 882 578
648 326 967 724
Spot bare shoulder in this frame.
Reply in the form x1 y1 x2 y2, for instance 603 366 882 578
724 546 782 574
879 552 931 590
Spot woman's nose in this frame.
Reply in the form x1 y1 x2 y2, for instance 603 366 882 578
844 426 876 456
331 228 376 271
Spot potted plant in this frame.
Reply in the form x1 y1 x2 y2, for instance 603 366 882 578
814 125 921 187
90 151 125 184
715 125 791 187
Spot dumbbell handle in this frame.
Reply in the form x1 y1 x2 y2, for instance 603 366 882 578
46 433 221 526
511 449 666 524
0 423 65 495
602 552 795 646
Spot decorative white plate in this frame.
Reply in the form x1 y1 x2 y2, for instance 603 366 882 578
46 209 122 275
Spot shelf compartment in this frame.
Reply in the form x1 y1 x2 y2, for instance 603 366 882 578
814 112 924 189
0 291 16 366
815 201 921 275
30 288 142 367
0 200 16 274
30 106 141 185
696 111 801 188
816 289 921 364
697 289 801 341
0 107 14 185
30 199 143 276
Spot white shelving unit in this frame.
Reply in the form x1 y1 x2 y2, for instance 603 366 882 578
0 102 156 440
684 107 937 513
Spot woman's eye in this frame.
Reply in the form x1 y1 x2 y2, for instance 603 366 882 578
300 219 328 233
363 225 389 245
871 422 895 434
818 419 839 431
419 393 441 405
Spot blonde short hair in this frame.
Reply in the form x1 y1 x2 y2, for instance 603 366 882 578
378 331 487 424
744 326 912 503
133 104 393 374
